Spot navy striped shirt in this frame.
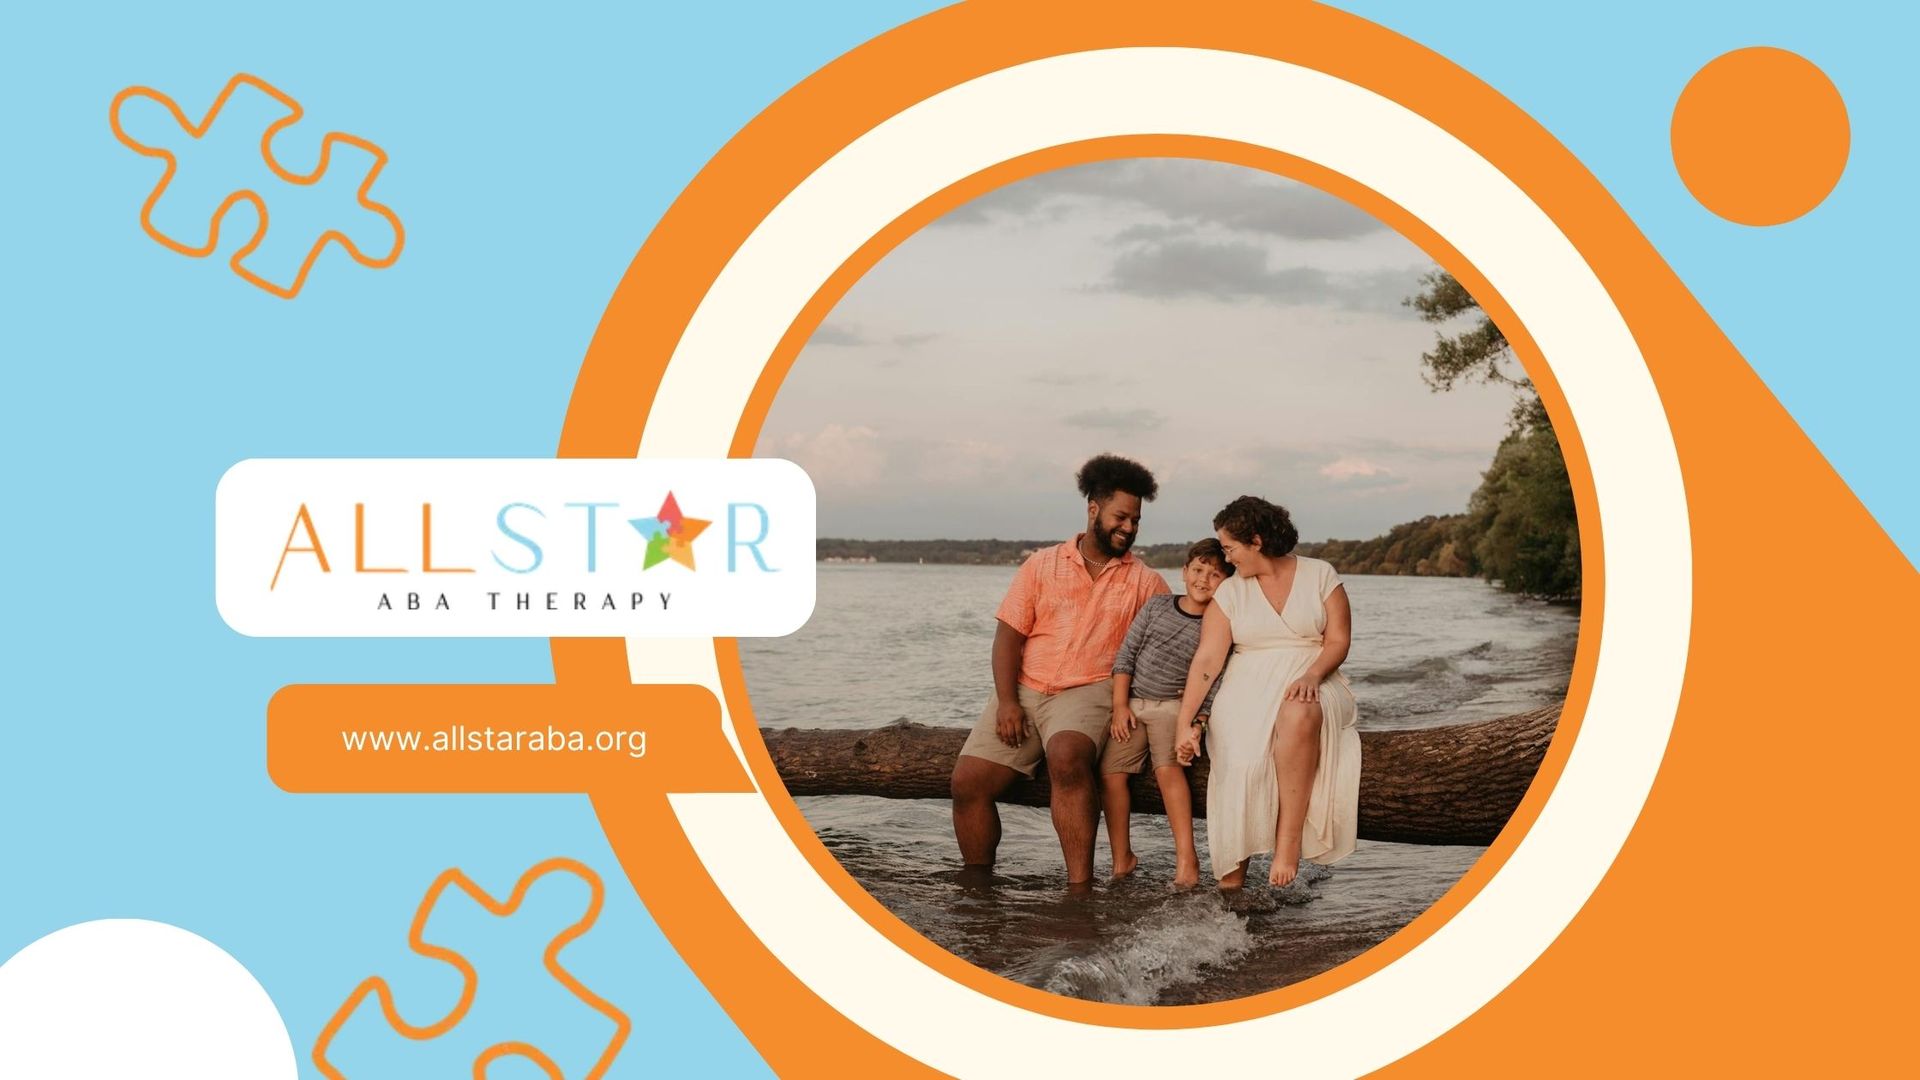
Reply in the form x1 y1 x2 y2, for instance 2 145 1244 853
1111 594 1221 712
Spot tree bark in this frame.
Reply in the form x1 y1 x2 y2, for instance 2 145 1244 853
761 705 1557 846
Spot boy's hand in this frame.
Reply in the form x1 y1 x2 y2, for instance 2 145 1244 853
994 701 1029 747
1109 703 1137 743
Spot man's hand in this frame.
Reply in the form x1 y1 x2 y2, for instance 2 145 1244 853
995 700 1030 747
1109 702 1137 743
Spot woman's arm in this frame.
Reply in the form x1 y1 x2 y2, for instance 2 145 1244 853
1176 604 1231 725
1174 606 1230 763
1285 584 1352 703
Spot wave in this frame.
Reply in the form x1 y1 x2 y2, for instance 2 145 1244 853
1039 864 1333 1005
1040 893 1254 1005
1358 641 1499 685
1359 654 1458 684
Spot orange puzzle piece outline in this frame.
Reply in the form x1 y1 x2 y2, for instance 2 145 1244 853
312 857 631 1080
108 72 404 299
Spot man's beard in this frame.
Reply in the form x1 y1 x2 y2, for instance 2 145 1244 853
1091 519 1134 558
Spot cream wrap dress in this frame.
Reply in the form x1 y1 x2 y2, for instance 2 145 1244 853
1204 556 1361 879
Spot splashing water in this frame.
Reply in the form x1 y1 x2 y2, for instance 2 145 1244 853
1038 863 1334 1004
1041 892 1257 1004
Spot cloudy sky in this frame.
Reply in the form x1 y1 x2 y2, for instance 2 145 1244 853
754 159 1519 545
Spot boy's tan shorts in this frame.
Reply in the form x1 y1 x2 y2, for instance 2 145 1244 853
1099 697 1184 774
957 679 1112 778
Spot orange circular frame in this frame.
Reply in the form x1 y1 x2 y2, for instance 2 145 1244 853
716 136 1599 1024
552 3 1635 1075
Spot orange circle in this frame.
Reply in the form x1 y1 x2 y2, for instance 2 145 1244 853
711 133 1603 1028
551 3 1627 1068
1670 46 1849 226
556 1 1618 1059
549 2 1726 1073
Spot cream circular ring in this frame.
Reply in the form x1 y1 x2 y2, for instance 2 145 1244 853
624 48 1690 1076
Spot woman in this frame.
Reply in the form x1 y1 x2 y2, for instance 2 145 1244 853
1174 496 1360 888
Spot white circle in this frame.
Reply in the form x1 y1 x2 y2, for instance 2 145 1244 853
625 48 1690 1076
0 919 298 1079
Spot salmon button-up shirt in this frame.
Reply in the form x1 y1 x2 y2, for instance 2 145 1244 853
995 536 1170 695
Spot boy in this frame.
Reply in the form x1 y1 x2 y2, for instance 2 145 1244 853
1101 538 1232 886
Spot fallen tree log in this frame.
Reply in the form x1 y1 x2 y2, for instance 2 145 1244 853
762 705 1558 846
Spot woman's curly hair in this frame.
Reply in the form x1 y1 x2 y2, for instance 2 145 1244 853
1212 495 1298 557
1075 454 1159 503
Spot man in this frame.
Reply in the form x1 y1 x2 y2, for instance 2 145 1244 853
949 454 1169 884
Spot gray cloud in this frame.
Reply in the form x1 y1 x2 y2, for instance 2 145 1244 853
936 159 1385 241
1332 270 1435 315
809 322 940 352
932 182 1071 226
1111 222 1198 245
1028 371 1107 387
1103 239 1425 313
1105 239 1311 302
1064 407 1167 432
809 321 873 346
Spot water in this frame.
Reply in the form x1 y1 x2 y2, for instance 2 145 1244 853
746 564 1578 732
742 564 1578 1005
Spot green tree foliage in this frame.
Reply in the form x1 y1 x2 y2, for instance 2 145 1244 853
1406 269 1548 434
1299 516 1474 577
1408 269 1580 601
1461 425 1581 600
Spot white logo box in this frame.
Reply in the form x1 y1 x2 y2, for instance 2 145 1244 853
215 458 817 637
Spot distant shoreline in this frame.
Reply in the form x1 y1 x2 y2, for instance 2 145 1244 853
818 517 1480 579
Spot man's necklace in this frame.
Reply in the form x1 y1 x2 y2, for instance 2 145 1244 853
1082 543 1111 574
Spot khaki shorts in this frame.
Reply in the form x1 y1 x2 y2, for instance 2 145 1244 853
957 679 1112 778
1100 697 1184 774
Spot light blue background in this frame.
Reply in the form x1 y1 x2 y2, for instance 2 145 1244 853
1 2 1910 1077
1336 0 1918 559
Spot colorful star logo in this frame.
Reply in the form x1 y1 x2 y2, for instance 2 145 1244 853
627 492 710 570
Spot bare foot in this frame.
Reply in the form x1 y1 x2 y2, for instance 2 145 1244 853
1269 837 1302 888
1173 857 1200 889
955 864 998 891
1111 851 1138 879
1219 859 1249 891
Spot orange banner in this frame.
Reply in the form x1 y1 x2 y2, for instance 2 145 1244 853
268 683 751 794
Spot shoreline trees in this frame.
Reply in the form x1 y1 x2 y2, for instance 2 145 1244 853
1406 269 1581 602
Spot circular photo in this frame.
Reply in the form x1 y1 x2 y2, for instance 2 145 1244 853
743 158 1579 1006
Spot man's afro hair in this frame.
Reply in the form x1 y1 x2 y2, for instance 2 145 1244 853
1075 454 1159 503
